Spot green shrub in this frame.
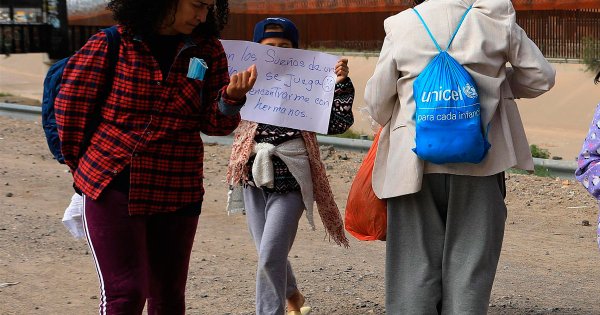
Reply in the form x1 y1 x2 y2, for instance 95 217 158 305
582 37 600 73
532 165 552 177
530 144 550 159
508 144 553 178
507 165 552 178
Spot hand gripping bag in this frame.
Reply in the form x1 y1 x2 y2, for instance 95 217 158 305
412 6 490 164
344 129 387 241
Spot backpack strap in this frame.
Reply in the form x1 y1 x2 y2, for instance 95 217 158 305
101 25 121 82
412 5 473 52
445 6 473 51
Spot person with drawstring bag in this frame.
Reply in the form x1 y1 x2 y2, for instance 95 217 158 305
365 0 555 313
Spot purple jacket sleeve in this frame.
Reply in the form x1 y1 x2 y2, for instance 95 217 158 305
575 103 600 199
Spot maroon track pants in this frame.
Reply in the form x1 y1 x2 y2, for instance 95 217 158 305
82 188 199 315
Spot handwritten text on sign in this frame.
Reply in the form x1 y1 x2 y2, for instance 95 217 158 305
221 40 338 134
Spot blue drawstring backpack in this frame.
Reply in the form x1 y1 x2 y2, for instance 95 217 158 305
412 6 490 164
42 26 120 164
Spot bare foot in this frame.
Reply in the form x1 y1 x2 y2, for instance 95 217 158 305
287 290 305 311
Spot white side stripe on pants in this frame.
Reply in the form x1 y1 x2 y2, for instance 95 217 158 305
82 194 108 315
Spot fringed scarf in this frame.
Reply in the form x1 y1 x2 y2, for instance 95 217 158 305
226 120 349 247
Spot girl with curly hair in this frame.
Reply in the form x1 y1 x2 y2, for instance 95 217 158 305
55 0 256 313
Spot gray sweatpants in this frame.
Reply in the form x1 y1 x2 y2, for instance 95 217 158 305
243 185 305 315
386 173 507 315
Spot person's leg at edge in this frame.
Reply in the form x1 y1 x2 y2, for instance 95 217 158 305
83 188 148 314
145 204 200 315
385 174 447 315
244 186 304 315
441 173 506 315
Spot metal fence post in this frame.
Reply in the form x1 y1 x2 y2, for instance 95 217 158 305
45 0 69 60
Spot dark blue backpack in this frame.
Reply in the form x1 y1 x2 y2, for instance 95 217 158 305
411 6 490 164
41 26 120 164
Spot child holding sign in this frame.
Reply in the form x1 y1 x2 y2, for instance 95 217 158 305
226 17 354 315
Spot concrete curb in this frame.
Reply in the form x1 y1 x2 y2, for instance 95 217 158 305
0 102 42 121
1 103 578 179
532 157 578 179
201 135 578 179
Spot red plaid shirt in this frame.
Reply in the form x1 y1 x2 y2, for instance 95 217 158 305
55 26 243 214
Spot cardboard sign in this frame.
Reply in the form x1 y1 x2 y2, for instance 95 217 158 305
221 40 338 134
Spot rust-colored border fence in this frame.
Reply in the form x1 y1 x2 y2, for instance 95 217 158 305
2 6 599 60
220 9 600 59
516 9 600 60
66 24 100 52
226 0 600 13
220 12 391 51
0 23 48 55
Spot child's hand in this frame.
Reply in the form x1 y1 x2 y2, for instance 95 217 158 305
226 64 258 101
335 58 349 83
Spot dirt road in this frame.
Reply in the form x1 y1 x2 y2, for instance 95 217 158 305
1 116 599 315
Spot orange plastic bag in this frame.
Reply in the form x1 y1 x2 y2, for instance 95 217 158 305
344 129 387 241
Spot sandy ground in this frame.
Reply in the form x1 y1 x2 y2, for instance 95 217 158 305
1 53 598 160
1 53 600 314
0 54 600 160
0 115 600 315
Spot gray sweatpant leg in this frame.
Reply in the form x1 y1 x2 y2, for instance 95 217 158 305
386 173 506 315
243 185 305 315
